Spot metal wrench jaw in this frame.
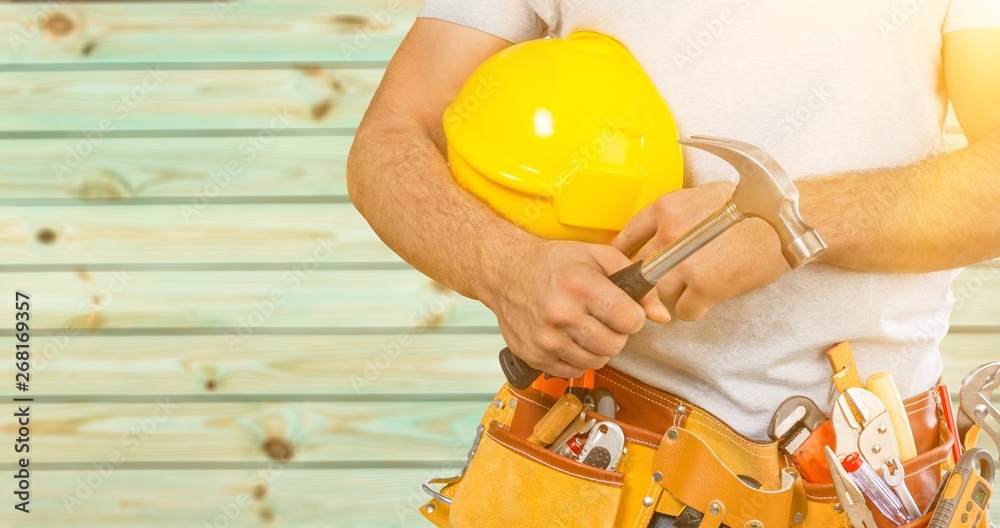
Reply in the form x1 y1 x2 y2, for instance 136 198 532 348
959 362 1000 452
677 136 827 268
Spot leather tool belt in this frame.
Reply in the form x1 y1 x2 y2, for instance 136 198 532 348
420 366 957 528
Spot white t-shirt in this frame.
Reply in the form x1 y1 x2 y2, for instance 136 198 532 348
419 0 1000 439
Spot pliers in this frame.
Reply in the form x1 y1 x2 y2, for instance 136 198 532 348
824 446 877 528
832 387 921 519
957 361 1000 453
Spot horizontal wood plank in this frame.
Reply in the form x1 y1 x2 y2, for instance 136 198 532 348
0 270 496 330
0 469 439 527
0 401 485 464
3 467 1000 526
0 204 399 265
950 264 1000 327
0 334 505 396
0 68 381 132
0 136 350 199
0 267 995 331
0 332 991 398
0 0 418 65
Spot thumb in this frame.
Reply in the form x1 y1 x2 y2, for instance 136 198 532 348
638 288 671 324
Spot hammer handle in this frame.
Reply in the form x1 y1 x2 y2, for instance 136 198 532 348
500 204 744 390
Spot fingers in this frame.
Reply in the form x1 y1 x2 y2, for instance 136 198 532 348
638 289 671 324
564 314 631 358
673 285 713 322
588 244 666 330
611 203 658 257
535 330 611 372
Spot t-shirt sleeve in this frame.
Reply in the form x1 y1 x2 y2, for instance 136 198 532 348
418 0 547 43
943 0 1000 33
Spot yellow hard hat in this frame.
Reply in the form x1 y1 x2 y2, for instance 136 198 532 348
445 31 684 244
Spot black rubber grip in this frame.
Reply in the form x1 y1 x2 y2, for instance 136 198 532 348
499 347 543 390
608 260 655 301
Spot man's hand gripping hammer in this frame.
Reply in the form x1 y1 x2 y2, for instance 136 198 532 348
500 136 829 391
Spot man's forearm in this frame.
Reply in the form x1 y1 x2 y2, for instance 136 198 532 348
802 128 1000 272
347 111 536 302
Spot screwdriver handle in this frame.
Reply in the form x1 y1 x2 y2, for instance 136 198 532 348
499 261 656 390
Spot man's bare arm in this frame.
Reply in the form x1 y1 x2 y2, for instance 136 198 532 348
610 29 1000 320
347 20 527 300
348 20 666 377
804 28 1000 272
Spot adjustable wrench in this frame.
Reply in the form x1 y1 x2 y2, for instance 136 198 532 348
957 361 1000 454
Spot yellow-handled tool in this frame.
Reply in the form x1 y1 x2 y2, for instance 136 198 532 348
866 372 918 462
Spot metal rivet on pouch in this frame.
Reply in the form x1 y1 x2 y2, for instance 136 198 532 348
510 398 517 409
652 471 663 482
493 399 503 409
709 503 721 515
667 429 679 440
675 405 688 416
834 503 843 513
793 512 804 524
877 425 887 434
872 444 881 454
425 504 435 514
643 497 653 507
748 522 762 528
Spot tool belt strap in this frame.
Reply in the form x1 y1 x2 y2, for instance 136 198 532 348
653 426 807 528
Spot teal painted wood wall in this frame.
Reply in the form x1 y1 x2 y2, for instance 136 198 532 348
0 2 995 526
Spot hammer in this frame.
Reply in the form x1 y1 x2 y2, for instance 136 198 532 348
500 136 829 390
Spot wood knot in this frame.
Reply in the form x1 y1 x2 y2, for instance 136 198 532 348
252 483 267 500
43 11 76 38
204 379 218 392
257 506 275 522
425 312 445 328
36 228 57 245
310 99 333 121
330 15 371 30
261 437 294 461
81 41 96 56
75 169 133 199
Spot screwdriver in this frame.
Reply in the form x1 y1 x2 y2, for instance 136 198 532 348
527 394 584 447
842 452 914 525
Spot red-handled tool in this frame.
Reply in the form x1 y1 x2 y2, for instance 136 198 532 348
500 136 828 391
939 384 964 463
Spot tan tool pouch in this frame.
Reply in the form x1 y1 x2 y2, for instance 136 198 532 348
420 367 955 528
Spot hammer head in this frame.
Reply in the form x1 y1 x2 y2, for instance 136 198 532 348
678 136 827 268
